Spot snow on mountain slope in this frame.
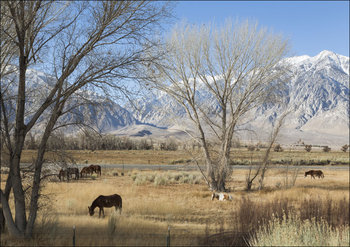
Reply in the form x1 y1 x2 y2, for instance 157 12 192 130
128 50 349 146
1 67 139 133
2 50 348 146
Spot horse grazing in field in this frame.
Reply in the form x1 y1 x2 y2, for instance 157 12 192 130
211 192 233 201
59 168 79 181
67 167 79 180
89 165 102 176
58 169 69 181
88 194 122 218
80 166 94 178
305 170 324 179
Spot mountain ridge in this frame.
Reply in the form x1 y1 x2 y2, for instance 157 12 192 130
2 50 349 147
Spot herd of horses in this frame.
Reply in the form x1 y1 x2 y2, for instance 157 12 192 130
57 166 324 218
58 164 102 181
57 164 123 218
86 169 325 218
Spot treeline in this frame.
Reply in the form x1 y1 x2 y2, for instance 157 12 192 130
23 131 179 151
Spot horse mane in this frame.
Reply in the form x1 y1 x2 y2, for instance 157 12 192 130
90 196 102 211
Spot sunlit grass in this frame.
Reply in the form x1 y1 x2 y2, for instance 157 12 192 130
1 160 349 246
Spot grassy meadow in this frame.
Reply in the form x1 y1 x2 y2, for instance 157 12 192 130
1 149 349 246
15 148 350 165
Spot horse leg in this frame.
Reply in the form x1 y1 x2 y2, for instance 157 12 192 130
101 208 105 218
114 206 121 215
99 207 102 218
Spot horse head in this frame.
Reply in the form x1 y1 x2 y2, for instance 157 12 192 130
88 206 94 216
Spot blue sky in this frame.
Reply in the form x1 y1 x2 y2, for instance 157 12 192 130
173 1 349 57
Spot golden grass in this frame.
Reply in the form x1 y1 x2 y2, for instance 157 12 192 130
1 162 349 246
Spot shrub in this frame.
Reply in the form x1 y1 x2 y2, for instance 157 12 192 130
323 146 331 152
274 144 283 152
154 175 167 186
132 172 203 186
133 174 148 185
201 196 349 247
249 213 349 246
247 145 255 151
304 144 312 152
341 144 349 152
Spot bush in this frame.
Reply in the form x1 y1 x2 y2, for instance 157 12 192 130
247 145 255 151
341 144 349 152
154 175 168 186
304 144 312 152
274 144 283 152
132 172 203 186
200 196 349 246
323 146 331 152
249 214 349 246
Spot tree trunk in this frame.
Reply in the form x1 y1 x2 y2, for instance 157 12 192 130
11 144 27 236
25 110 61 236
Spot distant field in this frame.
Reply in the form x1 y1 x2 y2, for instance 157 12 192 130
16 148 350 165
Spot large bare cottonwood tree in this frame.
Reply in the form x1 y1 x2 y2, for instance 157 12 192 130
145 20 290 191
0 0 171 238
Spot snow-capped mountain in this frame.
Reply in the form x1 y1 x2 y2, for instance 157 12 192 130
2 50 349 146
127 50 349 146
1 66 139 134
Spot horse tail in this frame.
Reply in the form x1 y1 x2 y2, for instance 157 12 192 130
119 197 122 214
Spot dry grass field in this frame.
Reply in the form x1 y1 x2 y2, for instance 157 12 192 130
15 148 350 165
1 149 349 246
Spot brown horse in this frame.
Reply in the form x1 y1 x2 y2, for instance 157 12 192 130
305 170 324 179
67 167 79 180
89 165 102 176
88 194 122 218
80 166 94 178
58 169 68 181
59 168 79 181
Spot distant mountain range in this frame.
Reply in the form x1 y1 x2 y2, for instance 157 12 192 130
2 50 349 147
125 50 349 147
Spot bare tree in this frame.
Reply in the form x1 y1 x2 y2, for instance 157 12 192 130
0 0 172 238
246 113 288 191
145 20 290 191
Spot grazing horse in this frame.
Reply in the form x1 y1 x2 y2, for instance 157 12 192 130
211 192 233 201
58 169 69 181
88 194 122 218
305 170 324 179
89 165 102 176
67 167 79 180
80 166 94 178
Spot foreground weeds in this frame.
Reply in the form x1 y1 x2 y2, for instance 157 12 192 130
249 214 349 246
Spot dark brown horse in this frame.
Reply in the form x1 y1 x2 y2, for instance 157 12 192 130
88 194 122 218
89 165 102 176
59 168 79 181
305 170 324 179
67 167 79 180
58 169 68 181
80 166 94 178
